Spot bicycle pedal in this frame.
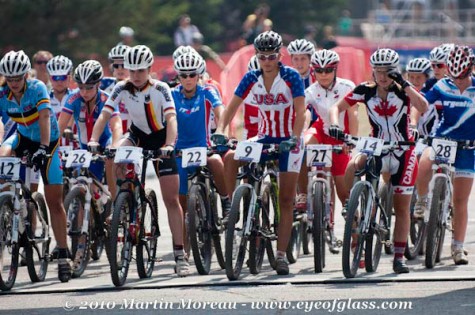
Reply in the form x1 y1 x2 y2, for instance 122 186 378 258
336 239 343 247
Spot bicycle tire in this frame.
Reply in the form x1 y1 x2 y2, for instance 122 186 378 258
91 196 112 261
136 188 159 278
64 186 91 278
302 219 311 255
435 207 449 263
225 185 251 281
210 190 225 270
342 183 369 278
379 183 394 255
405 186 426 260
109 191 133 287
286 218 302 264
425 177 446 269
0 195 19 291
25 192 50 282
249 183 271 274
263 180 279 270
312 181 326 273
364 203 383 272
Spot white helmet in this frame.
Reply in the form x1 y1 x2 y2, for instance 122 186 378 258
370 48 399 68
174 52 205 74
108 45 130 62
287 39 315 56
119 26 134 37
124 45 154 70
0 50 31 77
447 45 473 78
429 43 454 64
172 45 197 61
73 60 103 84
47 55 73 76
311 49 340 68
248 55 260 71
406 58 431 75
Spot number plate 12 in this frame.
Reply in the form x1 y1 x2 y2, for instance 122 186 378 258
234 141 263 163
182 147 207 168
306 144 332 167
0 157 21 180
65 150 92 168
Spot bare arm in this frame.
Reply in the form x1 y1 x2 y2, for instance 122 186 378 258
405 86 428 114
292 96 306 137
410 106 421 127
215 94 243 135
0 119 4 143
38 109 50 146
90 110 111 143
58 111 72 136
109 115 123 147
346 104 359 136
330 98 352 126
164 113 177 147
213 105 224 126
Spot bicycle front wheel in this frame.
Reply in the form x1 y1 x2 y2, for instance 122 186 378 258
0 195 19 291
312 181 326 273
188 184 212 275
405 186 426 260
379 183 394 255
136 188 159 279
109 191 133 287
25 192 50 282
225 185 251 281
262 180 279 269
425 177 447 269
249 183 271 275
342 183 370 278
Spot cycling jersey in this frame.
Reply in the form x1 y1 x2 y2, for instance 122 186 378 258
306 77 355 135
301 70 317 89
100 77 130 133
344 82 412 141
103 79 176 135
50 89 72 118
235 64 305 138
1 111 17 141
205 79 224 132
417 77 441 136
242 94 259 140
63 89 118 148
172 85 222 150
0 79 59 142
424 77 475 140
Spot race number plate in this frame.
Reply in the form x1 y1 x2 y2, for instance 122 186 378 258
355 137 384 156
430 138 457 163
65 150 92 168
234 141 263 163
114 146 143 163
0 157 21 180
181 147 207 168
306 144 332 167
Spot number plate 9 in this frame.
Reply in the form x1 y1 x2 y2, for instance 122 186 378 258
306 144 332 167
429 138 457 163
65 150 92 168
0 157 21 180
181 147 207 168
234 141 263 163
114 146 143 163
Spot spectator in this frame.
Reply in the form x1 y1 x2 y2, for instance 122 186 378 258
31 50 53 91
174 14 200 47
191 32 226 71
118 26 135 46
320 25 338 50
241 4 272 45
338 9 353 36
303 24 318 47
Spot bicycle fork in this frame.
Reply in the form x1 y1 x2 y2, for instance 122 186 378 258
243 184 258 238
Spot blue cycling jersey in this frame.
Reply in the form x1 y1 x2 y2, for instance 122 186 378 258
100 77 117 95
172 84 222 150
0 79 59 142
425 76 475 140
62 89 118 148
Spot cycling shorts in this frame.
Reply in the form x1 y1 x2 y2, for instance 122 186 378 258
3 132 62 185
454 148 475 178
374 147 417 195
254 135 304 173
126 124 177 177
312 130 351 176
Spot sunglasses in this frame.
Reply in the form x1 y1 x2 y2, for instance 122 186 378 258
112 64 125 69
5 75 24 83
78 84 96 91
256 53 279 61
51 75 68 82
179 73 198 79
315 68 335 74
35 60 48 65
431 63 446 69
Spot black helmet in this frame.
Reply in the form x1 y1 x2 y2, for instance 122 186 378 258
254 31 282 52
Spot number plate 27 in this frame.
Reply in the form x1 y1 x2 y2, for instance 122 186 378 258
306 144 332 167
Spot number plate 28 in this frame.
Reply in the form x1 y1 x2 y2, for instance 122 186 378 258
430 138 457 163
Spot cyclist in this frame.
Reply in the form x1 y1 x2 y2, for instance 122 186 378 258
0 50 71 282
406 58 431 91
171 52 230 242
88 45 190 276
213 31 306 275
329 48 428 274
101 45 130 133
287 39 316 88
414 45 475 265
296 50 357 247
58 60 121 204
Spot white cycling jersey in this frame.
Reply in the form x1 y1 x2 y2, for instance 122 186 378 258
103 79 176 134
305 78 355 134
50 89 72 118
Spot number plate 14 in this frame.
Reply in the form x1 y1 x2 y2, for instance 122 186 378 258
355 137 384 156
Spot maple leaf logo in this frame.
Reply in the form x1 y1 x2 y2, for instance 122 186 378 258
374 103 398 116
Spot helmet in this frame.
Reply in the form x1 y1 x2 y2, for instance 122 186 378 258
108 45 130 62
447 45 473 78
0 50 31 77
287 39 315 56
406 58 431 74
172 45 197 61
174 52 205 74
248 55 260 71
311 49 340 68
124 45 154 70
429 43 454 64
254 31 283 52
370 48 399 68
119 26 134 37
73 60 103 84
46 55 73 76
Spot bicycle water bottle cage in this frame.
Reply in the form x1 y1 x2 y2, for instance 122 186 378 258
125 163 135 179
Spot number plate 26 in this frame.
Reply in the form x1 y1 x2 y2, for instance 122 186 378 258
306 144 332 167
65 150 92 168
